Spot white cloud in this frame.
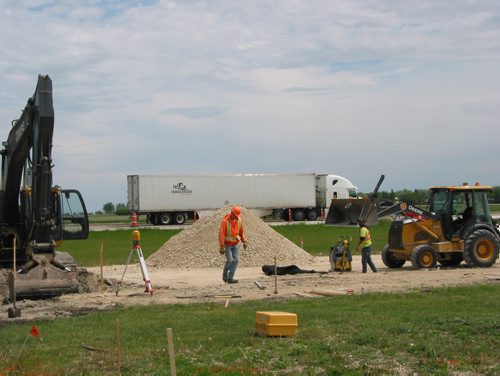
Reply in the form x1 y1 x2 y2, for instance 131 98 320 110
0 0 499 211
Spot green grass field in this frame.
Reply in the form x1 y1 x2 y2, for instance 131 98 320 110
61 228 181 266
0 285 498 375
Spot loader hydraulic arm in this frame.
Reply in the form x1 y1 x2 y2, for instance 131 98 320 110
376 201 438 222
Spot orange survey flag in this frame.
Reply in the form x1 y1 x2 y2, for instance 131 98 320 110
30 325 39 338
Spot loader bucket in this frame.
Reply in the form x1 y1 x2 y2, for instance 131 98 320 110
325 197 379 226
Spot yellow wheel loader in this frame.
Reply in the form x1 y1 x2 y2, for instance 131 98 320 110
326 178 499 269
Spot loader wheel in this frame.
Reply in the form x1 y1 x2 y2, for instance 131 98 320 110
411 245 438 269
381 245 406 268
463 229 500 267
158 212 172 225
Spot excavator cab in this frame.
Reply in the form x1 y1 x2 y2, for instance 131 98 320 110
59 189 89 241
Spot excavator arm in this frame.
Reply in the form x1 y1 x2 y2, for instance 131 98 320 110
0 75 89 299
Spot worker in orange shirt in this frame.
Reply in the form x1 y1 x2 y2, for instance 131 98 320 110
219 206 248 284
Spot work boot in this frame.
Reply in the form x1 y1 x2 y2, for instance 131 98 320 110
227 279 239 284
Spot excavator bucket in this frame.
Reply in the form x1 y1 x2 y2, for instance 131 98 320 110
10 267 79 299
8 252 79 300
325 196 379 226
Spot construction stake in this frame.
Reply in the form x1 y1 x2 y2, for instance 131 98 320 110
8 235 21 318
309 288 354 297
274 256 278 294
166 328 177 376
116 319 121 376
293 292 316 298
254 280 265 290
99 240 104 293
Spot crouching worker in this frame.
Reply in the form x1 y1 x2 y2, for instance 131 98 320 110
219 206 248 284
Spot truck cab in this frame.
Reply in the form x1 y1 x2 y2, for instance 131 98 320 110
315 174 358 209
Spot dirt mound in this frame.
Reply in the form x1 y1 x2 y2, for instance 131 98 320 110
147 207 314 269
76 268 100 293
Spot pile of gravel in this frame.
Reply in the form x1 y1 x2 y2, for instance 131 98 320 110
147 206 314 269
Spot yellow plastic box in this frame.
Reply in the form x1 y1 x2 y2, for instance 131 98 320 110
255 311 298 337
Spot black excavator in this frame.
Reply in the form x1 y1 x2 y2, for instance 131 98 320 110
326 176 500 269
0 75 89 299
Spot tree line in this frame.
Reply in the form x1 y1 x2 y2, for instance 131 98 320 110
96 202 128 215
362 186 500 205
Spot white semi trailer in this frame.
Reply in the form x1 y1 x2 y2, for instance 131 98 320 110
127 173 358 225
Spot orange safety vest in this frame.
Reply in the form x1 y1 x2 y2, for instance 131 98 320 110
219 214 245 246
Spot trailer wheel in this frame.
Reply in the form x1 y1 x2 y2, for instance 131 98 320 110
174 212 187 225
158 212 172 225
148 213 159 225
463 229 499 267
306 209 317 221
293 209 306 221
411 245 438 269
381 245 406 268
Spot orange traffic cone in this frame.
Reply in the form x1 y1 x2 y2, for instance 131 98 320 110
130 212 138 227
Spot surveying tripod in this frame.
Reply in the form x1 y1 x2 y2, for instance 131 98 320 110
116 230 154 296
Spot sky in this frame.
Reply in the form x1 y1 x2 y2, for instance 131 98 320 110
1 0 499 212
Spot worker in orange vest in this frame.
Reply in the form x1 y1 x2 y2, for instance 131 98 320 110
219 206 248 283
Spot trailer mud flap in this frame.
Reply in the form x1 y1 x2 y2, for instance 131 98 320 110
325 197 378 226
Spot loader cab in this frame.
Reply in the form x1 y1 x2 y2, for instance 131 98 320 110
429 185 494 240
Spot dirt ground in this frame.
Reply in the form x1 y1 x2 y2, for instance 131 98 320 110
2 256 499 323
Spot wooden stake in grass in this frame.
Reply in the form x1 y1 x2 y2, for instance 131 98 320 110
99 240 104 293
274 255 278 294
116 319 121 376
166 328 177 376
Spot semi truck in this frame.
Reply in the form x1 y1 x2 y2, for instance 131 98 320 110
127 173 358 225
